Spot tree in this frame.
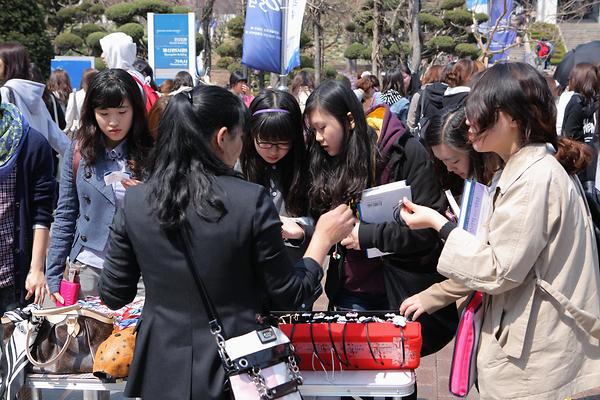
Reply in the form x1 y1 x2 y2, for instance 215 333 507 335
0 0 53 76
200 0 215 78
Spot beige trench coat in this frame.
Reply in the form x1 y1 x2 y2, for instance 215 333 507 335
438 144 600 400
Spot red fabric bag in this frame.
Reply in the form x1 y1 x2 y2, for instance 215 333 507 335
280 316 421 371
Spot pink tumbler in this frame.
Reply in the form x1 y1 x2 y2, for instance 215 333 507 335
56 279 80 307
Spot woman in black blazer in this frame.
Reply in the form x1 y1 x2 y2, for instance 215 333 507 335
99 85 354 400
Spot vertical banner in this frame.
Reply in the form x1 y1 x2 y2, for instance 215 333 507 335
51 56 95 90
489 0 516 62
282 0 307 74
242 0 283 73
148 13 196 85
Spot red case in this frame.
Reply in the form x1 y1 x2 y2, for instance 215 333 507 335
280 321 422 371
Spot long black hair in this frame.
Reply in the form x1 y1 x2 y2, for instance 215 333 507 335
304 80 376 217
466 62 590 175
77 68 151 179
146 84 249 230
425 107 498 193
241 89 308 216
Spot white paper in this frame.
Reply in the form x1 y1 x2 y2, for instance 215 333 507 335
104 171 131 186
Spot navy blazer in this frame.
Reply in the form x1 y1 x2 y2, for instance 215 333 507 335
13 127 55 303
46 141 131 293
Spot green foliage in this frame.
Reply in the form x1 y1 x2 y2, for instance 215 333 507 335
475 13 489 22
426 35 455 52
215 40 242 58
86 31 108 56
454 43 480 58
362 45 373 60
300 54 315 68
118 23 145 42
106 3 137 25
419 13 445 29
227 62 243 74
55 32 84 53
89 3 106 16
172 5 192 13
382 42 401 58
444 9 473 26
56 7 85 24
0 0 53 75
324 65 338 79
227 16 245 39
344 42 366 60
79 23 105 38
94 57 107 71
300 31 312 48
216 56 235 69
400 42 412 55
133 0 172 15
441 0 466 10
196 33 204 53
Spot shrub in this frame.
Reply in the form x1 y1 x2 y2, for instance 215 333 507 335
0 0 53 76
216 56 234 69
171 5 192 13
79 23 105 38
419 13 445 29
95 57 107 71
300 31 312 48
344 42 366 60
441 0 466 10
227 62 243 74
118 23 145 42
56 7 85 24
475 12 489 22
227 16 245 38
426 35 455 52
216 41 240 58
324 65 338 79
196 33 204 53
106 3 137 25
86 31 108 55
55 32 84 54
300 54 314 68
89 3 106 16
454 43 480 58
133 0 172 15
444 9 473 26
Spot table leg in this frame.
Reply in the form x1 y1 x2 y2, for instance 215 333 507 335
83 390 111 400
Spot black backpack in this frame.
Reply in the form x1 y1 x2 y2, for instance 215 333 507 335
413 82 447 140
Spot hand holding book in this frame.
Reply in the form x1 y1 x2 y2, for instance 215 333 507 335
399 197 449 232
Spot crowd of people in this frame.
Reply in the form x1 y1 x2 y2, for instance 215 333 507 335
1 32 600 400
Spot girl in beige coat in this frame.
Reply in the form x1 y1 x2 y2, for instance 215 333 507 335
400 63 600 400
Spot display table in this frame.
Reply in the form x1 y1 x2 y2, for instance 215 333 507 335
26 370 415 399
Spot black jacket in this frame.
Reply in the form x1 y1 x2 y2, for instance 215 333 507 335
100 176 323 400
562 93 598 183
326 107 458 355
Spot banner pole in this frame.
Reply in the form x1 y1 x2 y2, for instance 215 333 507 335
278 0 289 91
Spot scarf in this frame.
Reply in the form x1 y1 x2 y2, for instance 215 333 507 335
0 103 27 179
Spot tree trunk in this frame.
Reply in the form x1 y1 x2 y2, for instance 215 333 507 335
314 10 322 84
371 0 381 76
201 0 215 78
409 0 422 73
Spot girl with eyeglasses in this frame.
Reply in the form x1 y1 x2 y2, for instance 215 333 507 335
240 91 317 307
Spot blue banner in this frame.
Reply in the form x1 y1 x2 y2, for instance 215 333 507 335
154 14 190 70
242 0 283 74
489 0 515 62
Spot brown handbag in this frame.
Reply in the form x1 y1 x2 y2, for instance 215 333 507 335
20 305 114 374
93 326 136 381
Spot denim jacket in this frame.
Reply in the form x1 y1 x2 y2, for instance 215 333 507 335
46 141 131 293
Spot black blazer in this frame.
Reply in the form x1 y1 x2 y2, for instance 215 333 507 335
100 175 323 400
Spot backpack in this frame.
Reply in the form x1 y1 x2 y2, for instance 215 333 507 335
413 82 447 140
131 75 159 114
537 42 550 58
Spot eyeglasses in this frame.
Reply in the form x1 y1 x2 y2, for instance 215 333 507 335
255 140 292 150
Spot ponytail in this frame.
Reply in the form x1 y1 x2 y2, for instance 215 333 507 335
554 137 592 175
